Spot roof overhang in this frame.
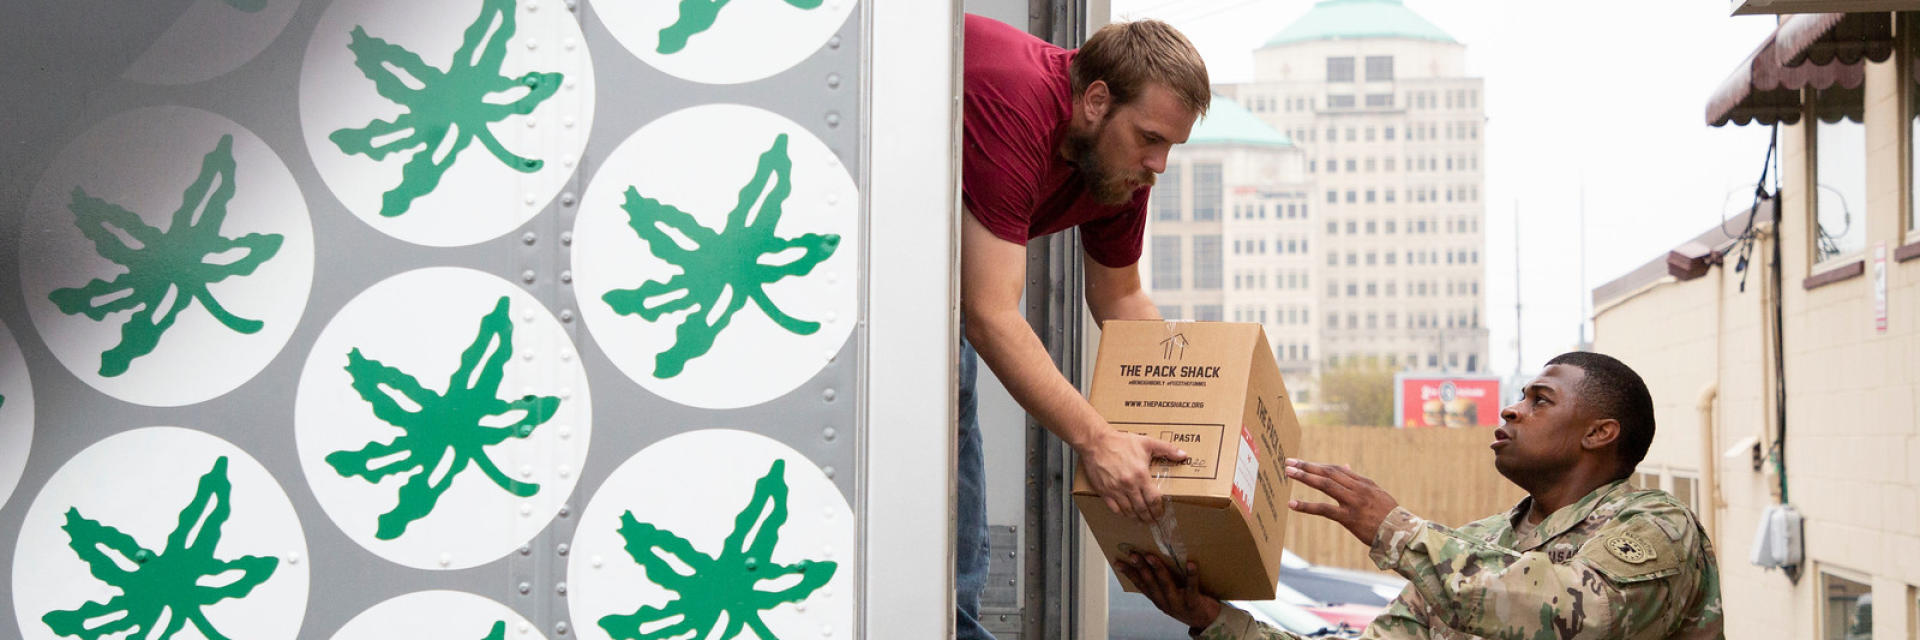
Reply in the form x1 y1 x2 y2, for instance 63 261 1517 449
1705 12 1886 127
1730 0 1918 16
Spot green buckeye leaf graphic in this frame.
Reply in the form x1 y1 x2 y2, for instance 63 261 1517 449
657 0 825 55
326 296 559 540
602 134 840 379
598 460 837 640
330 0 562 216
42 457 279 640
48 134 284 378
481 620 507 640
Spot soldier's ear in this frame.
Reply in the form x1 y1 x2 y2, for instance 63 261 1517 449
1581 418 1620 452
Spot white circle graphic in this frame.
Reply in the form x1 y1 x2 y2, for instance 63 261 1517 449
0 320 34 513
573 104 857 409
124 0 303 85
19 106 315 407
568 429 852 640
593 0 855 85
301 0 596 247
330 590 545 640
12 427 310 640
295 267 592 570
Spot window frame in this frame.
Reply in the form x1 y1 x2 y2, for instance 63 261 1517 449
1806 91 1869 275
1364 55 1393 82
1191 162 1223 222
1326 56 1355 83
1817 564 1875 640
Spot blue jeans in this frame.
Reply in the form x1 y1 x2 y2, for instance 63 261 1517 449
956 337 996 640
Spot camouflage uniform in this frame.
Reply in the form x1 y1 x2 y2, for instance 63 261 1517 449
1195 480 1722 639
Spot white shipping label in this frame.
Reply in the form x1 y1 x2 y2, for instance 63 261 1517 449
1232 427 1259 516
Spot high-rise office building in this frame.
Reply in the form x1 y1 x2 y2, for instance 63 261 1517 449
1222 0 1490 374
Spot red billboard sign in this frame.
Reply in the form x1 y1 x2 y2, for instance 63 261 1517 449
1394 375 1502 428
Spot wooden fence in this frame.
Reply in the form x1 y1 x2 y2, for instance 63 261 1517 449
1281 424 1527 573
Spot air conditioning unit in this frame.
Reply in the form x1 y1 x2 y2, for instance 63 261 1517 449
1749 503 1802 569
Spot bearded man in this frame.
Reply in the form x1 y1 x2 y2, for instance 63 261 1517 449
957 14 1211 640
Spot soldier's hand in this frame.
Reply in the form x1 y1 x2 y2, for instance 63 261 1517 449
1284 458 1400 546
1116 552 1221 631
1080 430 1188 522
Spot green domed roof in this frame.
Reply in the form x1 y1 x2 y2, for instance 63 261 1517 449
1262 0 1456 47
1188 95 1292 148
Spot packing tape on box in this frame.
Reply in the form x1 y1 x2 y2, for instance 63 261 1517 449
1146 463 1189 573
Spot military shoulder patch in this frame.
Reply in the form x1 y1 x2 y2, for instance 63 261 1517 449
1605 535 1656 564
1579 518 1683 584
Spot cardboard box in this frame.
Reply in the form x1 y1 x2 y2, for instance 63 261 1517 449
1073 321 1302 601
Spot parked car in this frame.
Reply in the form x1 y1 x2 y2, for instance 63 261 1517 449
1279 549 1408 608
1107 573 1356 639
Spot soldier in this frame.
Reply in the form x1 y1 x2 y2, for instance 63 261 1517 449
1119 351 1723 639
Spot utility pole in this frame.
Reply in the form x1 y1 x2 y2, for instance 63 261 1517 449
1577 179 1588 348
1513 199 1523 381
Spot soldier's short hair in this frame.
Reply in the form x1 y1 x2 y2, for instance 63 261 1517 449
1547 351 1655 479
1069 19 1211 117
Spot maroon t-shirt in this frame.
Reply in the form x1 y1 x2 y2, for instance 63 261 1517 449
962 14 1150 268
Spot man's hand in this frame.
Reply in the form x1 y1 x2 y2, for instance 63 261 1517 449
1080 430 1188 522
1116 553 1221 631
1285 458 1401 545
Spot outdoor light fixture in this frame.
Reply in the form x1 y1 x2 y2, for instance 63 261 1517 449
1667 241 1723 282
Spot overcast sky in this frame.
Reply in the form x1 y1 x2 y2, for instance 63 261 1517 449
1110 0 1782 379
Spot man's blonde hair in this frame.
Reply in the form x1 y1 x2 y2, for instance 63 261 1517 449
1070 20 1210 116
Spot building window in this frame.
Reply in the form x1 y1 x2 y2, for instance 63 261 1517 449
1346 190 1357 203
1153 166 1182 221
1365 93 1394 108
1346 158 1357 172
1384 126 1396 141
1812 89 1866 263
1193 234 1222 290
1193 162 1222 221
1384 190 1396 203
1327 190 1338 204
1819 568 1873 640
1151 235 1181 291
1912 15 1920 235
1385 252 1397 266
1194 305 1222 322
1327 94 1356 109
1669 471 1700 513
1326 56 1355 82
1366 158 1376 172
1157 305 1180 319
1366 190 1377 203
1364 55 1393 81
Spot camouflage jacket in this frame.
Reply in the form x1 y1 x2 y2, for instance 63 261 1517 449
1196 481 1722 639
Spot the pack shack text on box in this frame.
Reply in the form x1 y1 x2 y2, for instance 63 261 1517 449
1072 321 1304 601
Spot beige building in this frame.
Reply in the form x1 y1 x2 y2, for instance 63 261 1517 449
1141 94 1320 390
1221 0 1491 375
1592 10 1919 639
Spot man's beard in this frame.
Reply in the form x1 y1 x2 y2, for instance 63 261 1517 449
1067 119 1152 206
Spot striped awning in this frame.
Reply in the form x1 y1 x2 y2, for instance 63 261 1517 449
1705 12 1888 127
